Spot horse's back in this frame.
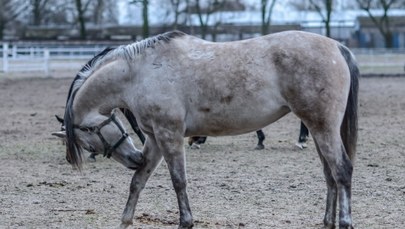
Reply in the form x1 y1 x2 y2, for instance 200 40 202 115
140 31 351 137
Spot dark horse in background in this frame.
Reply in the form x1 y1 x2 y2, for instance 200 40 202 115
188 122 309 150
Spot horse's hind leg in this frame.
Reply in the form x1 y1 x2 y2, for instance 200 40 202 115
120 137 163 228
314 139 338 228
312 130 353 229
188 136 206 149
255 129 265 150
296 122 309 149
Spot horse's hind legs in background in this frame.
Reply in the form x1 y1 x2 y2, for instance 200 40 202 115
120 137 163 228
254 130 265 150
188 136 206 149
295 121 309 149
256 122 308 151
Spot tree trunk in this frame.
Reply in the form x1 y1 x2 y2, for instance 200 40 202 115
170 0 180 29
309 0 333 38
142 0 149 38
195 0 207 39
261 0 268 35
33 0 41 25
75 0 87 40
261 0 277 35
325 0 332 37
0 23 4 40
357 0 396 48
384 31 393 48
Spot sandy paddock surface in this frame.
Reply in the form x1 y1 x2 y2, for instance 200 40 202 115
0 76 404 229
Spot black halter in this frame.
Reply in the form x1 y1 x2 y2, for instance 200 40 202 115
74 113 128 158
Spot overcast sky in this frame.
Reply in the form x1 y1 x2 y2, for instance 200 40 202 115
116 0 402 27
117 0 361 26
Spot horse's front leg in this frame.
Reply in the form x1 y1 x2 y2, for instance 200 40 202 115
157 130 193 228
120 137 163 228
166 153 193 228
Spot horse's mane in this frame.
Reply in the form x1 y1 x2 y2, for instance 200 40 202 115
63 30 185 168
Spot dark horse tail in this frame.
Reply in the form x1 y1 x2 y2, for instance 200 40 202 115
338 45 359 161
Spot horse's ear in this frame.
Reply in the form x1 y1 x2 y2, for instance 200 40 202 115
52 131 66 139
55 115 64 124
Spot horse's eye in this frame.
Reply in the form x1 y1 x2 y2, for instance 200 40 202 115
80 127 92 133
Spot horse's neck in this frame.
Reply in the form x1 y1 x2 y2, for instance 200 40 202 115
73 59 132 118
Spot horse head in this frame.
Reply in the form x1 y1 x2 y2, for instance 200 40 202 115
52 111 144 170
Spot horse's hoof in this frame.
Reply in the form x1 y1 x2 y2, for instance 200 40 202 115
338 224 354 229
118 223 131 229
178 224 194 229
254 144 264 150
189 143 200 150
295 142 307 149
119 219 133 229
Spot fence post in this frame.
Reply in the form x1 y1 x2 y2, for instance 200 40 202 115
12 45 17 59
2 43 9 72
44 48 50 75
30 47 34 58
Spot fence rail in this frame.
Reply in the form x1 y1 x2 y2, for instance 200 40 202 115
1 43 405 76
1 43 107 75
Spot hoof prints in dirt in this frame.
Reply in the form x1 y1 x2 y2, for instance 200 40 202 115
27 180 69 188
136 212 246 228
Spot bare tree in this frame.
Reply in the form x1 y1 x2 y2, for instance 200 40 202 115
156 0 187 29
261 0 277 35
169 0 184 29
0 0 28 39
288 0 334 37
93 0 104 24
130 0 149 38
75 0 93 40
193 0 226 39
309 0 334 37
356 0 402 48
89 0 118 25
30 0 50 26
74 0 119 39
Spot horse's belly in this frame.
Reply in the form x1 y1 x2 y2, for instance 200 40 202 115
185 105 290 137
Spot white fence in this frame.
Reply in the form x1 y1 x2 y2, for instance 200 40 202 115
1 43 405 76
1 43 106 75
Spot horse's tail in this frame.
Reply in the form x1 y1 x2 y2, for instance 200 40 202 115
338 44 359 161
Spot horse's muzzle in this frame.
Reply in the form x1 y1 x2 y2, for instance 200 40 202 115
126 152 145 170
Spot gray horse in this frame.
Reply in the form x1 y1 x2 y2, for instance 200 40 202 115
52 30 358 229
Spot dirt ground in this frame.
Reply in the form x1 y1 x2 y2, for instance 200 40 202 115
0 75 404 229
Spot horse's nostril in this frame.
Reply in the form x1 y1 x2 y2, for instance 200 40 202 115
127 166 138 170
